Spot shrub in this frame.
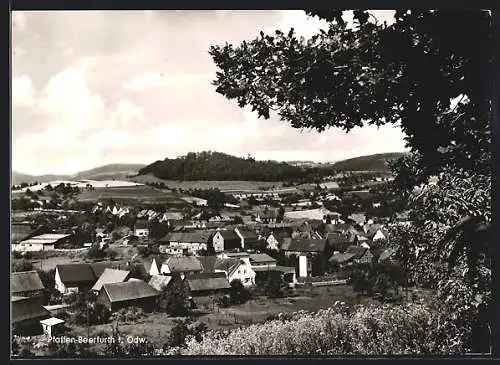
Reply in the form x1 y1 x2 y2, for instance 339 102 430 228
181 303 465 355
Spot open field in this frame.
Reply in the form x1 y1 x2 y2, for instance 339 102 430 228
127 175 286 192
76 186 188 205
71 284 380 349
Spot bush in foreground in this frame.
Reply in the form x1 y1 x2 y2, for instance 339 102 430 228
181 302 464 355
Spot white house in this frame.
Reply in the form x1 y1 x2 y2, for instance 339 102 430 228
13 234 72 252
212 230 241 252
214 258 256 287
134 220 149 238
372 229 386 241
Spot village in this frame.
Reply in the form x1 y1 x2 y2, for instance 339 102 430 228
11 170 418 356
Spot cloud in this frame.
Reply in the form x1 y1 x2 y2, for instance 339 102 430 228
122 73 211 91
12 10 408 175
12 75 36 107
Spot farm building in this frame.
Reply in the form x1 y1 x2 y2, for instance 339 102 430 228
283 208 335 221
234 227 261 250
97 280 160 312
186 272 231 297
212 230 241 252
13 233 73 252
249 253 277 269
55 264 97 294
12 296 50 335
158 231 212 255
160 256 203 278
11 270 45 298
91 269 130 293
253 265 297 287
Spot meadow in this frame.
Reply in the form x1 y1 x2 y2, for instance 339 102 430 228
76 186 187 205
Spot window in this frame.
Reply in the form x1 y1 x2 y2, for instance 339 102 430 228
238 270 241 274
244 270 247 274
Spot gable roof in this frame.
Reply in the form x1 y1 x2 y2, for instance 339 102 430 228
326 232 355 250
236 228 259 240
214 258 241 276
56 264 96 285
12 296 50 324
11 271 45 294
91 269 130 292
164 256 203 273
148 275 173 291
249 253 277 264
102 280 159 303
89 261 129 278
281 238 327 253
216 230 240 241
186 272 231 292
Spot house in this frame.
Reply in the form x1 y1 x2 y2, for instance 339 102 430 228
91 269 130 293
281 238 330 276
266 232 290 251
212 230 241 252
214 257 256 287
134 219 150 239
249 253 277 269
97 280 160 312
186 272 231 297
234 227 261 250
280 238 328 257
55 264 97 294
159 231 212 255
161 256 203 278
255 208 278 224
148 275 173 292
147 256 168 276
12 296 50 335
218 252 252 266
252 266 297 287
11 271 45 298
13 233 72 252
40 317 65 337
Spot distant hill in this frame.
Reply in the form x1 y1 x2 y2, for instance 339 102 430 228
330 152 408 172
72 163 146 180
137 151 310 181
11 171 70 186
12 163 146 186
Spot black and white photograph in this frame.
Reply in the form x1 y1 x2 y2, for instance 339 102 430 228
10 9 493 358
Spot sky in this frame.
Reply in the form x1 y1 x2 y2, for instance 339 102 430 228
11 10 408 176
